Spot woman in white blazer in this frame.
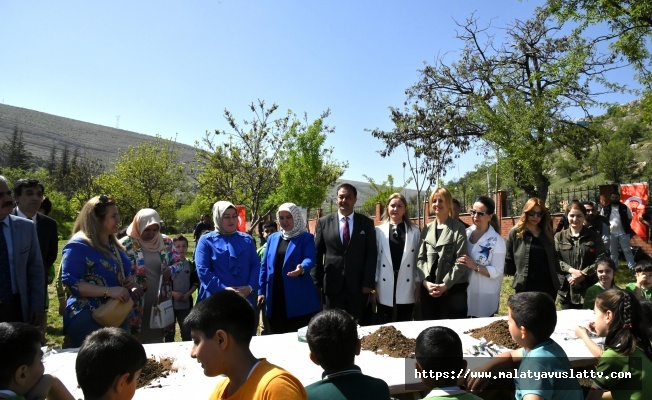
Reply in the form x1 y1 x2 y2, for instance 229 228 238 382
373 193 421 322
456 195 506 317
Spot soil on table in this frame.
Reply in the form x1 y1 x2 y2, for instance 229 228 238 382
137 357 177 389
361 325 416 358
465 320 519 350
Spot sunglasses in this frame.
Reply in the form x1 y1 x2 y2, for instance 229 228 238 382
469 210 487 217
99 195 109 203
526 211 544 218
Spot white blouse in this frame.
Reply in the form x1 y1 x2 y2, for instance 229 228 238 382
465 225 506 317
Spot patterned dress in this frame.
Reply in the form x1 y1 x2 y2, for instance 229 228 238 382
61 236 132 329
121 235 180 337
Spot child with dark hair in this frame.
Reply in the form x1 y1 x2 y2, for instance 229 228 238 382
467 292 582 399
415 326 481 399
305 309 389 399
184 290 306 399
577 289 652 399
76 327 146 400
625 260 652 300
0 322 73 400
164 234 198 342
583 257 618 310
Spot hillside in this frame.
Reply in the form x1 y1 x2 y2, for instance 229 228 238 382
0 103 197 167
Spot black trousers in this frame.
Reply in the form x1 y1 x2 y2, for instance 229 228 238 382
420 283 468 320
0 294 22 323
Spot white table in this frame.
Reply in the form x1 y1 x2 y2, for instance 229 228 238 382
44 309 599 398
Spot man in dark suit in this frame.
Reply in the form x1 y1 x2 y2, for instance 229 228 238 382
312 183 377 324
12 179 58 336
0 176 45 325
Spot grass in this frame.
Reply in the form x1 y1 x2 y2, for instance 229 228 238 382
44 235 637 348
496 261 637 316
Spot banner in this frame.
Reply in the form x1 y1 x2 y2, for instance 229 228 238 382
236 205 247 233
620 183 648 240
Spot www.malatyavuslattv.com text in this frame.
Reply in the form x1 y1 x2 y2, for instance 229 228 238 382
415 369 632 381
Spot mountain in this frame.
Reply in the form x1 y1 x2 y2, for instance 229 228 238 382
0 103 197 167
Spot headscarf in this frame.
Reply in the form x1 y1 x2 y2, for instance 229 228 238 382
213 201 238 236
276 202 306 240
126 208 163 253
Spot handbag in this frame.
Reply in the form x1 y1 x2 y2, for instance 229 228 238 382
150 275 175 329
92 297 134 327
92 249 133 327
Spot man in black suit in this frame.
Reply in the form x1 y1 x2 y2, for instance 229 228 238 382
312 183 377 324
13 179 58 337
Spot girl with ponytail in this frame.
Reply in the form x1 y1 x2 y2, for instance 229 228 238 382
575 289 652 399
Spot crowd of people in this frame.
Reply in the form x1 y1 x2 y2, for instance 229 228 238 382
2 176 652 399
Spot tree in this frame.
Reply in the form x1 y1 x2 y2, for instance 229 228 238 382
380 11 623 202
195 100 297 235
546 0 652 85
1 127 32 170
360 174 412 216
598 138 634 183
270 116 347 215
97 137 185 225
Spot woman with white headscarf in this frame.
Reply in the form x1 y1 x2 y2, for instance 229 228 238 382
195 201 260 308
121 208 180 343
258 203 320 334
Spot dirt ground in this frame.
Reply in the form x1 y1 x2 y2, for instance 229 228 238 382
361 325 416 358
137 357 177 389
465 319 519 349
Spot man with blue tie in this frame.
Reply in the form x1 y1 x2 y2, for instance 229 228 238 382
312 183 377 324
0 176 44 326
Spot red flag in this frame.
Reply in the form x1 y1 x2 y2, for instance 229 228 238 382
236 205 247 233
620 183 648 239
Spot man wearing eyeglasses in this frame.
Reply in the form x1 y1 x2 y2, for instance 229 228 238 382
0 176 45 327
12 178 58 340
602 191 635 271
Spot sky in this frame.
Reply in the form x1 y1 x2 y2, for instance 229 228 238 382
0 1 642 189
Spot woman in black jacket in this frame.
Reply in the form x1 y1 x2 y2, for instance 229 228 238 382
504 197 561 300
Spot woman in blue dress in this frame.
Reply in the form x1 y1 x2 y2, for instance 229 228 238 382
61 195 134 348
258 203 320 334
195 201 260 308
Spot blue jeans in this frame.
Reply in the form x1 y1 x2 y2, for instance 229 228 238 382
65 308 129 348
610 233 635 270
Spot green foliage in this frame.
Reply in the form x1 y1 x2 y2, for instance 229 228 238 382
0 127 33 170
96 136 185 225
597 138 634 183
195 100 298 234
270 117 347 211
360 174 412 216
381 11 621 203
176 194 213 233
546 0 652 86
554 153 579 181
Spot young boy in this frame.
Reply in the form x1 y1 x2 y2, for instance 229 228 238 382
466 292 583 400
0 322 73 400
75 327 147 400
304 309 390 400
583 256 618 310
184 290 306 399
415 326 481 400
625 260 652 301
165 234 199 342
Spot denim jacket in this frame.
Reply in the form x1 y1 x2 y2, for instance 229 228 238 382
416 217 469 288
504 227 561 292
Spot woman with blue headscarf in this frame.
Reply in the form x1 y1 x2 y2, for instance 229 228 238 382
258 203 320 334
195 201 260 308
